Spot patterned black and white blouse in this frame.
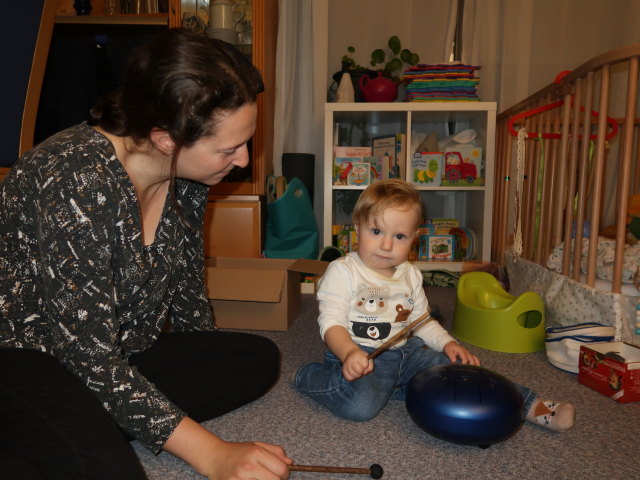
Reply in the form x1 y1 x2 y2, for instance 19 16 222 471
0 122 215 452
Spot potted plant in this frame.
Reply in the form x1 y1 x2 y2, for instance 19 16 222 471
333 36 420 102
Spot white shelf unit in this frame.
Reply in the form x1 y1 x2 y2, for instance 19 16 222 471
323 102 497 270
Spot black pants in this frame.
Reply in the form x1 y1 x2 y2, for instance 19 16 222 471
0 331 280 480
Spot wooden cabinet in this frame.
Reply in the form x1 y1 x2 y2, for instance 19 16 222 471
324 102 497 270
51 0 277 257
203 195 262 257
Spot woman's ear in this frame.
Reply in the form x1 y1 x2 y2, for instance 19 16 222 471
149 128 175 156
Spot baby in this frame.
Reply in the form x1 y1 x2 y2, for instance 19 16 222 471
295 179 575 432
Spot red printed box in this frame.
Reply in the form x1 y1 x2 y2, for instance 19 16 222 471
578 342 640 403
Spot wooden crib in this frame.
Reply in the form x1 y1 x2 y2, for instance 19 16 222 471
493 43 640 343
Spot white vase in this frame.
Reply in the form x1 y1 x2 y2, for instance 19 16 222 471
336 71 355 103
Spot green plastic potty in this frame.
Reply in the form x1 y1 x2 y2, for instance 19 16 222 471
453 272 546 353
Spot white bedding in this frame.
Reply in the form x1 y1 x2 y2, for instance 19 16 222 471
547 236 640 288
505 251 639 345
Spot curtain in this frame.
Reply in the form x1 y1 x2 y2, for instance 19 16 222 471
273 0 328 231
273 0 315 177
461 0 640 112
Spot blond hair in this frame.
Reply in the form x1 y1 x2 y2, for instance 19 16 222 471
352 179 423 229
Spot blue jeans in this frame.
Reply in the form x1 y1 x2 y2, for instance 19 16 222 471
295 336 537 421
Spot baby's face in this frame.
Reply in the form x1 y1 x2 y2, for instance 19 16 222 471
356 205 419 277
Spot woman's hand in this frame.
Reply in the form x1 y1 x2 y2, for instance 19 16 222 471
443 341 480 366
205 440 292 480
164 417 292 480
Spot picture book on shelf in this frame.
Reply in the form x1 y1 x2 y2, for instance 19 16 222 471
395 133 406 179
334 146 371 159
409 223 432 261
333 157 354 185
442 146 484 186
333 225 357 254
411 152 442 186
365 155 387 182
420 234 455 260
347 162 370 186
372 135 398 179
428 218 459 233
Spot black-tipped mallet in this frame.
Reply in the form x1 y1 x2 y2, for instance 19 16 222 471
289 463 384 478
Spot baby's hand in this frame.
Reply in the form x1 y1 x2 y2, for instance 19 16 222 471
342 348 373 381
443 341 480 366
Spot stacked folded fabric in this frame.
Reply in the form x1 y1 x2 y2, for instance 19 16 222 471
401 63 481 101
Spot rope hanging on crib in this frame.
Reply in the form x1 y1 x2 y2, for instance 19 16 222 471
513 127 527 260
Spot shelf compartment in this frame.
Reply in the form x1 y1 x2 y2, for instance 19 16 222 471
323 102 497 264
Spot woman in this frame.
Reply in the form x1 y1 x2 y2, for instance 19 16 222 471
0 29 291 480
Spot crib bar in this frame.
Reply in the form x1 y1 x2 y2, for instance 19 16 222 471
541 107 561 261
536 107 554 263
552 94 573 248
534 99 553 263
523 110 538 258
572 73 595 282
586 65 611 287
500 118 512 261
522 113 536 258
562 78 583 277
634 125 640 194
495 43 640 294
493 119 503 261
612 56 639 293
495 120 510 261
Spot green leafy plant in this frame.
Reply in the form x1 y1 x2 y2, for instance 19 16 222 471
341 36 420 82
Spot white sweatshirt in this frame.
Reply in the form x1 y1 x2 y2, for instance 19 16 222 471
316 253 455 351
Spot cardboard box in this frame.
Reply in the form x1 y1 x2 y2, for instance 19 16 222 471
206 257 328 331
578 342 640 403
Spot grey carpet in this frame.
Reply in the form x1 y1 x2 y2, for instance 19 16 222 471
133 287 640 479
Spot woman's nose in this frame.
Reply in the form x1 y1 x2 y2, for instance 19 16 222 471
233 144 250 168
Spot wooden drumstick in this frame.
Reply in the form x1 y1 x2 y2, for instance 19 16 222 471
289 463 384 478
367 308 435 360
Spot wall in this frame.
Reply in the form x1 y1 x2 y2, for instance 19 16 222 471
326 0 455 91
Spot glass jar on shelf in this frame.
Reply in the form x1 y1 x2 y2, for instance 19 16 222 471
181 0 209 33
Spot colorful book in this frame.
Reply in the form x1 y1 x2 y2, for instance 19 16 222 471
333 225 358 254
442 146 484 186
333 146 371 159
347 162 370 186
420 234 456 260
371 135 397 179
395 133 407 179
411 152 442 186
430 218 459 234
365 155 387 182
333 157 354 185
333 146 373 185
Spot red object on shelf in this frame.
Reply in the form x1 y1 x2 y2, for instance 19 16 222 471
360 72 398 102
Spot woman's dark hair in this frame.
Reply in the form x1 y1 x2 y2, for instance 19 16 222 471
89 28 263 150
88 29 263 227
